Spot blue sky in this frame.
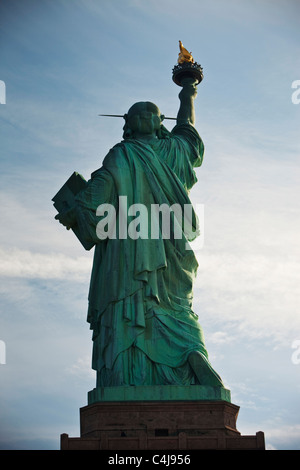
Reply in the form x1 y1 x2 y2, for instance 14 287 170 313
0 0 299 450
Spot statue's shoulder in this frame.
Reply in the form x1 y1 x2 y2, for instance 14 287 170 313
172 123 201 139
171 123 204 155
102 142 130 169
99 139 150 172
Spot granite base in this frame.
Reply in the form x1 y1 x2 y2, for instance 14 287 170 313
61 386 265 450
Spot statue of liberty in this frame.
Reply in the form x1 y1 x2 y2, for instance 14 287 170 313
54 46 223 390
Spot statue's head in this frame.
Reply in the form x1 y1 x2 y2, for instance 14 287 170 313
123 102 169 140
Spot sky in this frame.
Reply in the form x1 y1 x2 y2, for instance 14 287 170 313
0 0 299 451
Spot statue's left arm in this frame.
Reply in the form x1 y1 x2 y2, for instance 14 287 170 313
55 167 116 244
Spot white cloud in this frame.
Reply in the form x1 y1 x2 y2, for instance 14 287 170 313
0 247 91 281
67 355 95 380
195 249 300 344
208 331 231 344
264 424 300 450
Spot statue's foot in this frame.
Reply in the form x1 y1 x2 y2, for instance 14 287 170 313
188 351 224 387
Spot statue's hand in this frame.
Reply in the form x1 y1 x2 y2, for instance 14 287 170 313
179 78 198 100
55 207 76 230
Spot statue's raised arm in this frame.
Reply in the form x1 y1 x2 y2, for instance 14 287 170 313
172 40 203 126
177 77 198 126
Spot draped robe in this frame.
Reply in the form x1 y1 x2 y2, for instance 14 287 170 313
75 123 209 386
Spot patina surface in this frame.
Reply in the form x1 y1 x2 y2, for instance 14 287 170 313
54 45 224 392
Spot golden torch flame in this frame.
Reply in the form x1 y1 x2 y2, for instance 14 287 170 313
177 40 194 65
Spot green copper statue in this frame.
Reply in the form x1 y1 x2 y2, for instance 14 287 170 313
54 44 223 390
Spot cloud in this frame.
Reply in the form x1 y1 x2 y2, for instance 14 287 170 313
194 249 300 344
0 247 91 281
187 120 300 346
208 331 231 344
67 355 95 380
264 424 300 450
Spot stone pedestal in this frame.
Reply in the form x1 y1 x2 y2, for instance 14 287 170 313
61 386 265 450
